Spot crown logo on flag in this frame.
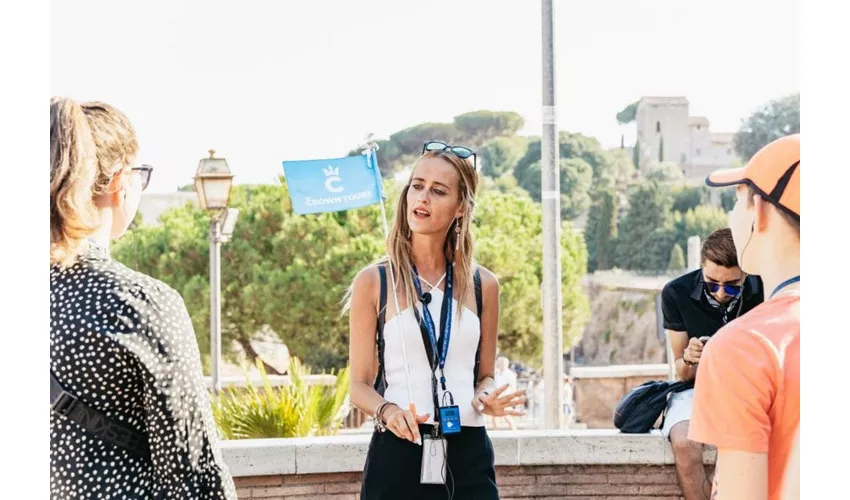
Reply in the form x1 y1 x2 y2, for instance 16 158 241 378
323 166 340 177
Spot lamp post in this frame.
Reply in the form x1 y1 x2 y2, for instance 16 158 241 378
541 0 564 429
194 149 239 393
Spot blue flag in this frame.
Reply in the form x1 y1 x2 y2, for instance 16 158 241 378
282 152 384 215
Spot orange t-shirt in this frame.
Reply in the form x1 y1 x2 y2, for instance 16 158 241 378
689 289 800 500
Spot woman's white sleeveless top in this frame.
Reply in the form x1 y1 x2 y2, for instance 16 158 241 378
381 287 485 427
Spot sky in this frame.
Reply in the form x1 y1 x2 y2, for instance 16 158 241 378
50 0 799 193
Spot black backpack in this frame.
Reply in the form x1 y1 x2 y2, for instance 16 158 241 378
613 380 694 433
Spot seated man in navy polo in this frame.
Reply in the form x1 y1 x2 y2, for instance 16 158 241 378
661 228 763 500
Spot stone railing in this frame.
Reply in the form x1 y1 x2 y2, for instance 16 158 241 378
221 429 715 499
208 363 676 433
203 374 337 390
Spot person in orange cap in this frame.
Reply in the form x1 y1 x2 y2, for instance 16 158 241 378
688 134 800 500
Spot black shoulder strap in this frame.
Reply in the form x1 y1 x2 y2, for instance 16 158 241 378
50 370 150 459
474 268 483 316
374 266 388 396
473 267 483 385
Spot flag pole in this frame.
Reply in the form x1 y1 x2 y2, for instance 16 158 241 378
365 145 419 424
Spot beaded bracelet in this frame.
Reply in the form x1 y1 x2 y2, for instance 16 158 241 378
373 401 396 433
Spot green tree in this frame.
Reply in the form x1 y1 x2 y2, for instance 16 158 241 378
559 220 591 353
602 148 637 194
585 186 618 272
673 205 728 247
369 139 404 176
390 122 460 157
644 161 684 182
672 185 709 213
616 100 639 150
479 172 531 199
615 180 675 271
633 139 641 170
514 131 612 182
644 228 679 273
453 110 525 146
667 244 686 273
720 187 737 212
734 93 800 161
479 136 529 178
558 158 594 219
115 182 590 371
114 184 386 372
513 131 613 219
474 190 590 362
350 110 529 175
515 157 593 220
616 101 639 125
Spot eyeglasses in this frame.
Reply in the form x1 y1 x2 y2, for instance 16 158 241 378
132 165 153 191
704 281 743 297
422 141 477 168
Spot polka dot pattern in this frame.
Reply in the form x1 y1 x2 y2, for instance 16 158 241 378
50 244 237 499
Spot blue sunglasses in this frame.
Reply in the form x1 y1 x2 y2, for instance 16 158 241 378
704 281 743 297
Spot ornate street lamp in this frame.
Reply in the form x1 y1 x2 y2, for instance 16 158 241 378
194 150 239 392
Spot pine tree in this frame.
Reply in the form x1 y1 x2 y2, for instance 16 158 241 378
633 139 641 169
616 180 675 271
667 244 686 272
586 187 618 271
658 136 664 162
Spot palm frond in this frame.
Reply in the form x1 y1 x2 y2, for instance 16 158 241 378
211 357 351 439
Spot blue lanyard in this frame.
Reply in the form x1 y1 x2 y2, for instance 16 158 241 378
411 263 453 391
770 275 800 299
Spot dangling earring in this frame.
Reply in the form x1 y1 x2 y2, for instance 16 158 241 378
454 219 461 251
407 228 412 239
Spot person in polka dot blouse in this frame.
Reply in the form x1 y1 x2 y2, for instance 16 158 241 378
49 97 237 499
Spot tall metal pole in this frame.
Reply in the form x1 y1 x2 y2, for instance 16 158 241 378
541 0 564 429
210 217 222 393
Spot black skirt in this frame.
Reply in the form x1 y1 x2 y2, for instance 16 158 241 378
361 424 499 500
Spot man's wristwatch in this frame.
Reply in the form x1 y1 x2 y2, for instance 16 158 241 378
682 356 697 366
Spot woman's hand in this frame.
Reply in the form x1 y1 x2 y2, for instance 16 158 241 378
473 384 527 417
382 405 429 445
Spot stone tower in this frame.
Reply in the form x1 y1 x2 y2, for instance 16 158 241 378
635 96 690 168
634 96 738 185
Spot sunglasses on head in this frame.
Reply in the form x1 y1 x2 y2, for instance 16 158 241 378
704 281 743 297
422 141 477 168
132 165 153 191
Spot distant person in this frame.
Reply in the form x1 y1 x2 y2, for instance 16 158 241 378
562 374 575 425
689 134 800 500
491 356 518 429
50 97 236 499
346 141 526 499
661 228 764 500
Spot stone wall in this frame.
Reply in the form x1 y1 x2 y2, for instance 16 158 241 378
222 429 716 500
233 464 711 499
